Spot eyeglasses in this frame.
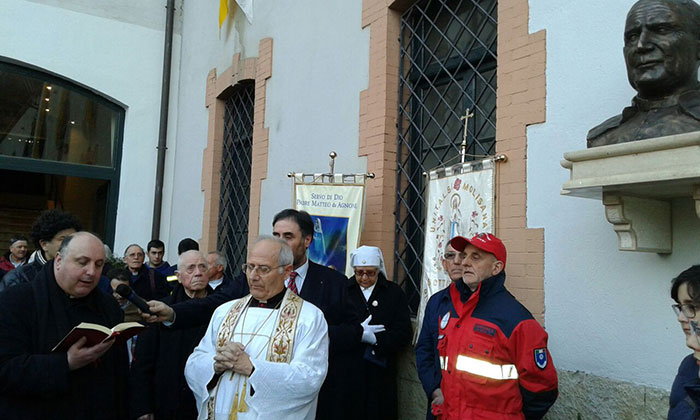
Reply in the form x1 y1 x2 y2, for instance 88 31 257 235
672 303 699 318
444 252 466 261
354 269 378 279
242 263 282 276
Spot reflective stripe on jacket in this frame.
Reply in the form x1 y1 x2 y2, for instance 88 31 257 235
438 272 558 420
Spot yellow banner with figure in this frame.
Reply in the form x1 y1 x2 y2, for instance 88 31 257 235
293 174 366 278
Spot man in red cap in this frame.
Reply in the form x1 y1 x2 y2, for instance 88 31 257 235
432 233 558 420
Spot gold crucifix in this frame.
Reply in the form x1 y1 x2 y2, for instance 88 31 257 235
459 108 474 163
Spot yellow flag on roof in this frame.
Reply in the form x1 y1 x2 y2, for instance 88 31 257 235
219 0 228 28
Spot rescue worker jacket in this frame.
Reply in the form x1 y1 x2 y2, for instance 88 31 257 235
437 271 558 420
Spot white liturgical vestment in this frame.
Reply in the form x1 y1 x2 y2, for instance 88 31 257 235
185 292 329 420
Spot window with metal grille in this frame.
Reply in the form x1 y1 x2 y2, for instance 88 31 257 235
395 0 497 313
218 81 255 279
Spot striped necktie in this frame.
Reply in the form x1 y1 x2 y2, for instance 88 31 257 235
288 271 299 294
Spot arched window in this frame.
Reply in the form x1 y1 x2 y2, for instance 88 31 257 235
0 58 124 245
218 81 255 279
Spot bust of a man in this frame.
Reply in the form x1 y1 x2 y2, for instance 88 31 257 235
588 0 700 148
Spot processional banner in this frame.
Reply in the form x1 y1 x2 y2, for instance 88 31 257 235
414 159 495 341
293 173 367 278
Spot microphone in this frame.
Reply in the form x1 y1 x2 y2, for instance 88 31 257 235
115 284 152 315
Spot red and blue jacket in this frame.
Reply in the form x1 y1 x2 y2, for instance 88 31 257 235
419 271 557 420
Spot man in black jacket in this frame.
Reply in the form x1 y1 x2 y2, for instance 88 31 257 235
0 232 129 419
0 209 81 293
145 209 362 420
123 244 171 301
130 250 212 420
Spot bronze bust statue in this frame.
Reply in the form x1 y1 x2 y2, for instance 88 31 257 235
588 0 700 148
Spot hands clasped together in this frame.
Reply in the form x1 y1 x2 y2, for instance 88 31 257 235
214 342 254 376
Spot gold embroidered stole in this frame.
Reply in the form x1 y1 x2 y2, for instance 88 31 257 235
267 290 303 363
207 290 304 419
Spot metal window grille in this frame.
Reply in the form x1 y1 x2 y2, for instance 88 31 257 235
218 81 255 279
395 0 497 313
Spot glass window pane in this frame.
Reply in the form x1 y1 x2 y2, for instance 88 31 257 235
218 82 255 280
0 63 119 167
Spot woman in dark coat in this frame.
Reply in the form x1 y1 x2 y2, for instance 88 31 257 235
344 245 412 420
669 265 700 419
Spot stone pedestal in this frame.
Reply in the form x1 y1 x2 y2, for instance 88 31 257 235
561 131 700 253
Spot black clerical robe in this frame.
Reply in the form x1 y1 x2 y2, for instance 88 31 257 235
0 261 129 419
344 274 412 420
130 283 211 419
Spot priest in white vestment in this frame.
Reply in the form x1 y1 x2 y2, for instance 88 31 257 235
185 235 329 420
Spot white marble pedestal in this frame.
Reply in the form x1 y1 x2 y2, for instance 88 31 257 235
561 131 700 253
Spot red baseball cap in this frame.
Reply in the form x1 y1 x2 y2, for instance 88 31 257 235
450 233 507 268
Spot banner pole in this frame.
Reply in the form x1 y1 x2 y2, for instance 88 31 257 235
329 151 337 174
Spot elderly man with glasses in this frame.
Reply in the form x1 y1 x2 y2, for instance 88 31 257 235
123 244 171 301
147 209 360 420
415 242 465 420
426 233 558 420
185 235 329 420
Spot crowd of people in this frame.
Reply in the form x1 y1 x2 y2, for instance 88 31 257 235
0 208 413 419
0 207 697 419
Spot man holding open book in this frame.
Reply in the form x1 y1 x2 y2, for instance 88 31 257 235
0 231 130 419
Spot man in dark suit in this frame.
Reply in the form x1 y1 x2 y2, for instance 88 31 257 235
145 209 362 420
123 244 171 301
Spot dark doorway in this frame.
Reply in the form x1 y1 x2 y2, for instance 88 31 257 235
0 169 109 251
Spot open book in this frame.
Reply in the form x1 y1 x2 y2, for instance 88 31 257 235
52 322 145 352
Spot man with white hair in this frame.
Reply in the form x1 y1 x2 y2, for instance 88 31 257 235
131 250 213 420
185 235 329 419
206 251 230 290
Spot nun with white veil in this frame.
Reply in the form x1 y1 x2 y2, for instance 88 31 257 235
343 245 412 420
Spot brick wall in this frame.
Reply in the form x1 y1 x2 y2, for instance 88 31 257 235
360 2 549 418
496 1 546 322
358 2 402 279
200 39 273 252
358 0 548 324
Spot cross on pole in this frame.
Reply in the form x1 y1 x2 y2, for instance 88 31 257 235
460 108 474 163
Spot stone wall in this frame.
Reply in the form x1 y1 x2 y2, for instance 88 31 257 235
544 370 669 420
396 344 428 420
